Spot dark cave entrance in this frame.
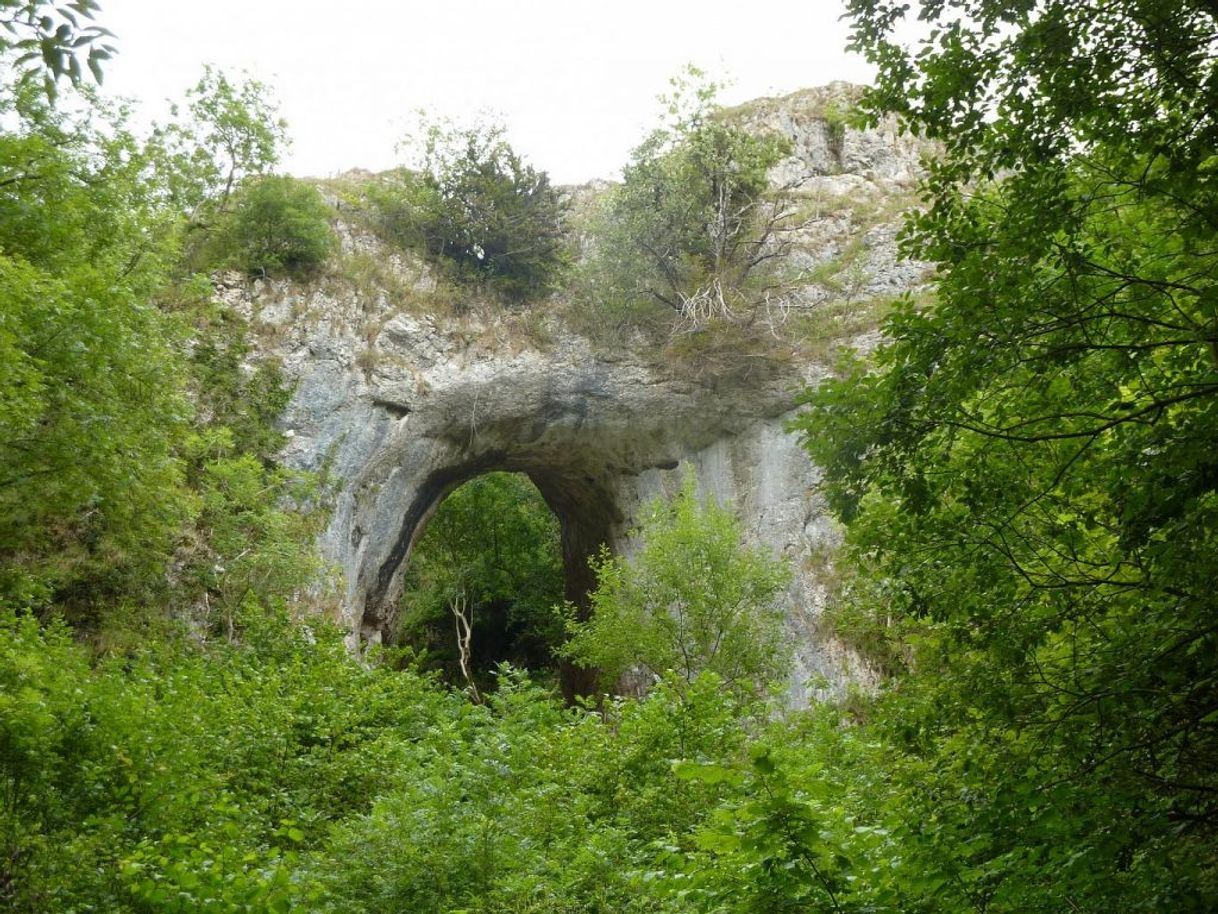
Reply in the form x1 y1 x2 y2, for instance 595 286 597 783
383 464 618 699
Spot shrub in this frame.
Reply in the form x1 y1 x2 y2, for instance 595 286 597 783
370 118 569 303
562 473 791 696
588 69 798 329
211 174 335 277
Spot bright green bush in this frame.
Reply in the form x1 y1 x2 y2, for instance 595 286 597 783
311 669 752 914
0 71 327 626
0 604 768 914
563 474 791 697
0 605 461 912
210 174 335 277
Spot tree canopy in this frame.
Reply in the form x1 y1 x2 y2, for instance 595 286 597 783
0 80 192 610
790 0 1218 908
0 52 327 630
154 65 288 215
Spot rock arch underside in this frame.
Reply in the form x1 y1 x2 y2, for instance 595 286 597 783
225 84 934 703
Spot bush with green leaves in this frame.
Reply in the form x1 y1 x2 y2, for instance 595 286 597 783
311 669 754 914
587 69 796 329
0 66 330 632
369 118 568 302
563 473 791 697
0 600 773 914
0 605 461 912
207 174 336 278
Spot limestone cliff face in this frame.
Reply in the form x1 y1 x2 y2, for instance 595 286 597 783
223 85 933 702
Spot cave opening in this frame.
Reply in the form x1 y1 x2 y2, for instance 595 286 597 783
392 471 572 694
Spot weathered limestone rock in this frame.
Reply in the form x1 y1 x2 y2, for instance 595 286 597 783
225 84 932 702
730 81 926 185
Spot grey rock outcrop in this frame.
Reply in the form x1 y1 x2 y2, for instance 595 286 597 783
731 81 926 185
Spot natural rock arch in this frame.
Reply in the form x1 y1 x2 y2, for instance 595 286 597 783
365 456 618 625
221 83 935 701
365 454 623 697
264 328 874 702
333 350 795 644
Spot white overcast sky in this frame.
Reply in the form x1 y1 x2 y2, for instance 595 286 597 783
100 1 873 184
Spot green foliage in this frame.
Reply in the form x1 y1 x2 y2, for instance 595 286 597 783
163 291 331 638
0 79 195 614
670 732 859 914
0 67 327 631
821 99 850 152
397 472 565 686
361 167 431 249
182 443 326 639
0 0 114 95
0 606 456 912
312 669 751 914
206 175 336 278
781 0 1218 909
156 65 287 212
183 303 294 460
564 473 791 696
0 602 775 914
588 69 795 328
121 833 297 914
369 117 569 303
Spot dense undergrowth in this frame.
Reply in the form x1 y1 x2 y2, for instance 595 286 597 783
0 606 810 913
